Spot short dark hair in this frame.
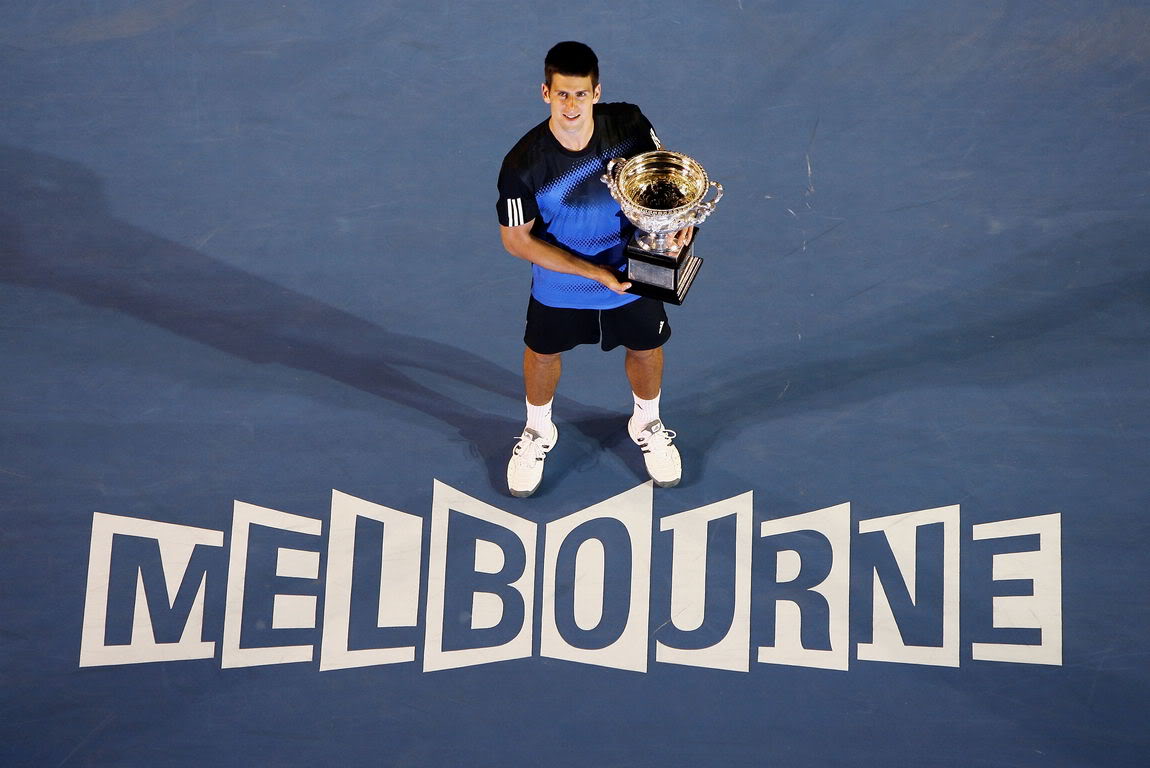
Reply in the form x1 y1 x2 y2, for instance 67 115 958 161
544 41 599 87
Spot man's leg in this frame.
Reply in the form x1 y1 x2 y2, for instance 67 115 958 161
511 298 602 497
624 346 662 400
525 347 562 406
508 347 562 498
625 345 680 488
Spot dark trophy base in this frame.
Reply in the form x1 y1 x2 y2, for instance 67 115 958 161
623 229 703 306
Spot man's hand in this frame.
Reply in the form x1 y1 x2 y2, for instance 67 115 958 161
502 221 632 293
667 225 695 254
596 266 632 294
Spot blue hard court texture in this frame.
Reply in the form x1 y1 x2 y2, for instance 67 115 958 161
1 2 1148 766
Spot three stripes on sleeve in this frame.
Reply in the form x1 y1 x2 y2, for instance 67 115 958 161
505 197 527 227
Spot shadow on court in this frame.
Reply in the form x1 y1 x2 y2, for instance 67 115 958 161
0 144 630 492
6 145 1144 495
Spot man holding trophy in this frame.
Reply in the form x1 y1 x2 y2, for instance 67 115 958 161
497 41 720 498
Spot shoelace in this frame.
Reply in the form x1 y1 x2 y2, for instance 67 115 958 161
512 432 553 462
637 425 676 452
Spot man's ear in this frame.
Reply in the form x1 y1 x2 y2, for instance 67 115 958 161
541 82 551 104
593 84 601 103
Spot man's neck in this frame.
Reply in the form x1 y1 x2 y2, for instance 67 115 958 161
548 117 594 152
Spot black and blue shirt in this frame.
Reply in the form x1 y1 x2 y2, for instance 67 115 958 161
497 103 659 309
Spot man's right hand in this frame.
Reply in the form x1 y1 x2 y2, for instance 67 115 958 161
502 223 633 294
597 267 632 294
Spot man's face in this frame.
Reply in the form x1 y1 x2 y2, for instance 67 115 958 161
542 73 601 137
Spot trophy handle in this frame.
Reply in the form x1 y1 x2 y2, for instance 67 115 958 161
601 157 626 195
689 181 724 225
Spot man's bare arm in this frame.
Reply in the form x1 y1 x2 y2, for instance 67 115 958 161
500 220 631 294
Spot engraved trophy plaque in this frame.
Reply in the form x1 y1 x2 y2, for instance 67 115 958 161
602 149 723 304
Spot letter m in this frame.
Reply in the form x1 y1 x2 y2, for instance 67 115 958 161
80 513 224 667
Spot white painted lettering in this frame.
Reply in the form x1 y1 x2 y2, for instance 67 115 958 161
971 514 1062 666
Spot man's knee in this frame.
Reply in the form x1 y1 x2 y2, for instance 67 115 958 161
526 348 562 366
625 346 661 361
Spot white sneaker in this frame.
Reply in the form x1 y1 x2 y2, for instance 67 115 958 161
628 417 681 488
507 422 558 498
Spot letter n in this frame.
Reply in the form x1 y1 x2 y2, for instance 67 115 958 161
80 513 224 667
857 505 960 667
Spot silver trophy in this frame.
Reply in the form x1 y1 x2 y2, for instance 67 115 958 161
602 149 723 304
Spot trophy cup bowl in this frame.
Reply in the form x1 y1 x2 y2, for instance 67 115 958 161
602 150 723 304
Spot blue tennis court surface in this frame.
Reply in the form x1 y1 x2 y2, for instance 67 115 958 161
2 2 1148 766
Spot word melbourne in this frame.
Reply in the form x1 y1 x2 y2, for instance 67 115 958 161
79 482 1061 672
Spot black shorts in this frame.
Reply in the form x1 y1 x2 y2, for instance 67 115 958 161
524 295 672 354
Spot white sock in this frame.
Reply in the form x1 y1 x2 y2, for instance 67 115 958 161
632 391 661 427
525 398 553 434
